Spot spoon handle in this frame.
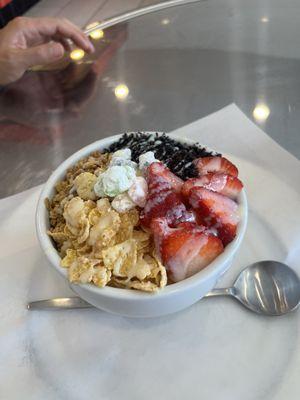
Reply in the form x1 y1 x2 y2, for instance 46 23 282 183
28 289 237 310
27 297 92 310
205 287 235 297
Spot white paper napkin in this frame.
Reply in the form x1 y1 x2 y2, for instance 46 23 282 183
1 104 300 400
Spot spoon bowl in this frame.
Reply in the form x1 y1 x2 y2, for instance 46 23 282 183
206 260 300 316
233 261 300 315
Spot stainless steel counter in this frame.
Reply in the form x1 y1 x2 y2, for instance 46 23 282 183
1 0 300 198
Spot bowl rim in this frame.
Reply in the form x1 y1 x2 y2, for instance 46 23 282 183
36 132 248 300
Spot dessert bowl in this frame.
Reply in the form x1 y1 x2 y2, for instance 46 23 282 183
36 132 248 318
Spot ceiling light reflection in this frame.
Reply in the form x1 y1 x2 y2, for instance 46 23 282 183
70 48 85 61
253 104 270 121
114 84 129 100
86 22 104 40
90 29 104 40
261 17 269 23
161 18 170 25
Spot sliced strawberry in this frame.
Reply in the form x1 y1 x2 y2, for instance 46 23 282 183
194 156 238 177
182 178 199 198
151 218 223 282
189 187 239 245
148 162 183 193
216 174 243 199
140 190 193 229
182 173 243 200
141 162 190 229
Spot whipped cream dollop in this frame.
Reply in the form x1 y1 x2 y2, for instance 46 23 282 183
139 151 158 172
109 148 137 169
110 157 137 169
111 148 131 160
94 165 136 197
128 176 148 208
111 193 136 213
94 148 157 200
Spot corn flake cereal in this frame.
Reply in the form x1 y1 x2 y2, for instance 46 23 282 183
102 239 137 277
74 172 97 200
47 229 68 245
47 150 168 292
115 209 139 243
132 230 150 251
92 266 112 287
108 251 167 292
88 210 121 252
69 257 96 284
61 249 77 268
63 197 85 235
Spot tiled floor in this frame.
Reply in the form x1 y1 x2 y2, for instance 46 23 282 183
26 0 164 27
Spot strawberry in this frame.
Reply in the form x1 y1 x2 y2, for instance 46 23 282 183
189 187 239 245
140 163 193 229
151 218 224 282
194 156 238 177
140 191 194 229
148 162 183 193
182 173 243 200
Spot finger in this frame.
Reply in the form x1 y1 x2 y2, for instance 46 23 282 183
21 42 64 68
21 32 71 53
32 17 94 53
6 17 52 46
57 20 94 53
54 36 72 52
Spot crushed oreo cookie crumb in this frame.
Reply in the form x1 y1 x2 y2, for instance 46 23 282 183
106 132 220 180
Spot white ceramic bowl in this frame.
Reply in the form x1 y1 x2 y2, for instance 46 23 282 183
36 133 248 318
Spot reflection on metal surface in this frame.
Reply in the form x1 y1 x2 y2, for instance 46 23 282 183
253 104 270 121
0 23 128 148
114 84 129 100
86 21 101 29
4 0 300 198
161 18 170 25
70 48 85 61
253 270 269 312
194 261 300 315
83 0 198 35
90 29 104 40
271 274 287 313
261 17 269 23
85 21 104 40
232 261 300 315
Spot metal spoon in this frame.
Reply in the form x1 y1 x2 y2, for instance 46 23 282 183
206 260 300 315
27 261 300 316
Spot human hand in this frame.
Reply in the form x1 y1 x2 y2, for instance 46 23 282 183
0 16 94 85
